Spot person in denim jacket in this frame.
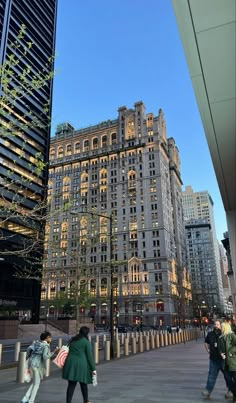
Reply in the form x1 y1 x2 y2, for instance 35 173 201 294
21 331 59 403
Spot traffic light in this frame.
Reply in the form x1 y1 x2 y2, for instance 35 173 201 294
116 311 120 318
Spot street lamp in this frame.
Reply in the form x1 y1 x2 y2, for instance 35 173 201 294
70 209 114 358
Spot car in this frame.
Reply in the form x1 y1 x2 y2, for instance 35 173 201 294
117 324 133 333
95 324 108 332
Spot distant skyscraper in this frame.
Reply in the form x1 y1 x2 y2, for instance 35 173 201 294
42 102 192 327
0 0 57 322
183 186 225 314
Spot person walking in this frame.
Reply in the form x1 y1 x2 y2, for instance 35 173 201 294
21 331 59 403
220 322 236 402
201 320 232 400
62 326 96 403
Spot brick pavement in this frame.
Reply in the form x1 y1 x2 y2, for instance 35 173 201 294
0 339 227 403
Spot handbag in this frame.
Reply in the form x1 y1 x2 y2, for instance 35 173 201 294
24 359 32 383
53 345 69 368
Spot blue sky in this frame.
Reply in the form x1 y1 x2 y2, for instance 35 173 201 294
51 0 227 240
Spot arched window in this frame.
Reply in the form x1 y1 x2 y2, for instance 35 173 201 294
111 132 117 144
50 148 55 159
60 281 66 292
92 137 98 150
74 142 80 153
101 278 107 296
90 279 96 296
66 144 72 155
83 139 89 152
101 303 107 314
57 147 63 158
156 300 164 312
102 135 107 147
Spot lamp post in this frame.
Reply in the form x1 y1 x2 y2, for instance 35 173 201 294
70 209 114 358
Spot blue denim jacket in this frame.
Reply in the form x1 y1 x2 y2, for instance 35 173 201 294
27 340 53 376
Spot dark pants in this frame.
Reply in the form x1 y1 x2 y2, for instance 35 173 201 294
66 380 88 403
224 369 236 399
206 359 230 393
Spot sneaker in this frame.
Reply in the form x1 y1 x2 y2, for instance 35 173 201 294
201 389 211 398
225 390 233 399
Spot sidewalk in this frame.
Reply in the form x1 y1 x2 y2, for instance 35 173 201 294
0 339 226 403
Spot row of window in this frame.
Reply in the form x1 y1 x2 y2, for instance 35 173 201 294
51 133 117 157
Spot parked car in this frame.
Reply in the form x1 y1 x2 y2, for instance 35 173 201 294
117 324 133 333
95 324 108 332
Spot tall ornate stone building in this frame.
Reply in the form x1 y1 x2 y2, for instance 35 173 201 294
42 102 192 327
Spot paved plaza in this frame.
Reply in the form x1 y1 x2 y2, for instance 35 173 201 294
0 339 227 403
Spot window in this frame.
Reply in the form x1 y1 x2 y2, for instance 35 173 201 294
111 132 117 144
83 139 89 152
93 137 98 149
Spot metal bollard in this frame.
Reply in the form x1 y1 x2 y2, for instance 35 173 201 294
131 337 136 354
175 332 178 344
103 334 106 347
172 333 175 344
116 339 120 358
156 333 160 348
0 344 2 366
151 334 155 349
14 341 21 362
160 333 164 347
58 337 62 349
16 351 27 383
145 335 150 351
45 358 50 377
168 333 172 344
124 338 129 356
93 341 99 364
96 335 99 344
105 340 110 361
164 332 168 346
139 334 144 353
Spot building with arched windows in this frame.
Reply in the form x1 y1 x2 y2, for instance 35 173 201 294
42 102 192 327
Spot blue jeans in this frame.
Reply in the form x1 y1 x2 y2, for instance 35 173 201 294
206 359 228 393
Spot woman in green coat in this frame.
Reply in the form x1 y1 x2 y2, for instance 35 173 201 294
62 326 96 403
220 322 236 403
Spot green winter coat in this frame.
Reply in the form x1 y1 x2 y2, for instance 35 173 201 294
62 337 96 383
220 333 236 371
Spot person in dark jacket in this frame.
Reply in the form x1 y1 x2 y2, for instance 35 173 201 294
219 322 236 402
62 326 96 403
201 320 232 399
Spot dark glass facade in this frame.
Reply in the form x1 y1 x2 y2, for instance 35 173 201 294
0 0 57 322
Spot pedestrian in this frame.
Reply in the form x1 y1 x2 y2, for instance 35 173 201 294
219 322 236 402
201 320 232 400
62 326 96 403
21 331 59 403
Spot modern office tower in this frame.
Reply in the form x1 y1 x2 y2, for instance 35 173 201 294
183 186 225 315
42 102 192 327
0 0 57 322
222 231 236 313
219 242 233 315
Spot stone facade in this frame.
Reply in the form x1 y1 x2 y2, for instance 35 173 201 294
42 102 192 327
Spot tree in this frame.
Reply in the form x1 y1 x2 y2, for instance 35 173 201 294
0 24 55 260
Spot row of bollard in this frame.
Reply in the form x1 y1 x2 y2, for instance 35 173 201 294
92 327 201 363
13 329 201 383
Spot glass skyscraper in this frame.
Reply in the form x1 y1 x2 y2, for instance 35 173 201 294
0 0 57 322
